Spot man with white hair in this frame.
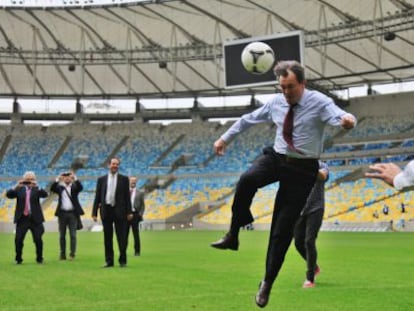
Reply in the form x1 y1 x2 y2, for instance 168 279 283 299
6 171 48 264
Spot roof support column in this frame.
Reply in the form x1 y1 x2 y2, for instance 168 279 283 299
373 0 384 67
317 5 328 76
31 26 38 94
126 28 133 94
213 21 222 87
80 28 86 95
169 25 178 92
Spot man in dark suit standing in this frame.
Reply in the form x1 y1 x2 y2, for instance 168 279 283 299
127 177 146 256
92 157 133 268
6 171 48 264
51 171 84 260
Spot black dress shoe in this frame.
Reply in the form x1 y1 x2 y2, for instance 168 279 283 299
255 280 272 308
103 263 114 268
119 263 127 268
211 233 239 251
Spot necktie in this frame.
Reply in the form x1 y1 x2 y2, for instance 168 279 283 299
283 104 296 151
24 187 31 216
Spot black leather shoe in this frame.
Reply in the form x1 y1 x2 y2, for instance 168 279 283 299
120 263 127 268
211 233 239 251
103 263 114 268
255 280 272 308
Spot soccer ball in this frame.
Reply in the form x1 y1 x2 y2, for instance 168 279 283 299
241 41 275 75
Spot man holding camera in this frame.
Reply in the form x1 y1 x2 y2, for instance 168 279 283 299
51 171 84 260
6 171 48 264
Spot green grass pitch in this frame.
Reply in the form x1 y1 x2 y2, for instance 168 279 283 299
0 230 413 310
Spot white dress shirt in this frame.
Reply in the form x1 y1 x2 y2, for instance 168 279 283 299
394 160 414 190
60 184 74 211
130 188 136 212
106 173 118 206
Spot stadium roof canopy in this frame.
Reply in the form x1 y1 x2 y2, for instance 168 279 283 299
1 0 414 99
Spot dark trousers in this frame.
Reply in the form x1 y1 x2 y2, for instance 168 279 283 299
127 213 141 254
294 208 324 282
102 205 128 265
58 212 77 257
229 147 318 285
15 216 45 262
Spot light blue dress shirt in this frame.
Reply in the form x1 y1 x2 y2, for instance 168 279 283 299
221 89 356 159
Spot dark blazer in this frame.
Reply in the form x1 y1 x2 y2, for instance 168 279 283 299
50 180 84 217
6 186 48 224
92 173 132 220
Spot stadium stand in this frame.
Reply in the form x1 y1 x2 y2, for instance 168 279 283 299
1 92 414 232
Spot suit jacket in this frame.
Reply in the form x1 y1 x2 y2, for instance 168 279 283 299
50 180 84 217
132 189 145 220
6 186 48 224
92 173 132 220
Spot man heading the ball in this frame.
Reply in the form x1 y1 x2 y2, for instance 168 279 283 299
211 60 356 308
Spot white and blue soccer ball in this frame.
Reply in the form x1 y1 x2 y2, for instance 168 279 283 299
241 41 275 75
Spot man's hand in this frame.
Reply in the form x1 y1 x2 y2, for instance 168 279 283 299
214 138 227 156
317 168 329 181
127 213 133 221
365 163 402 187
340 114 356 130
92 216 98 222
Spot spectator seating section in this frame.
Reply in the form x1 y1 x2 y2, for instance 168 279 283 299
1 115 414 226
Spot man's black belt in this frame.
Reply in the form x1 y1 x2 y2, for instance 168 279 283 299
277 153 318 165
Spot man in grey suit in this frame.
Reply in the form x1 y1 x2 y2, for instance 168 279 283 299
127 177 146 256
92 157 133 268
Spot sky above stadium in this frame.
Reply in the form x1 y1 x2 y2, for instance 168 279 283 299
1 80 414 127
1 80 413 113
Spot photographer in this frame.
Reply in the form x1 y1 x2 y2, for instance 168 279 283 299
50 171 84 260
6 171 48 264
